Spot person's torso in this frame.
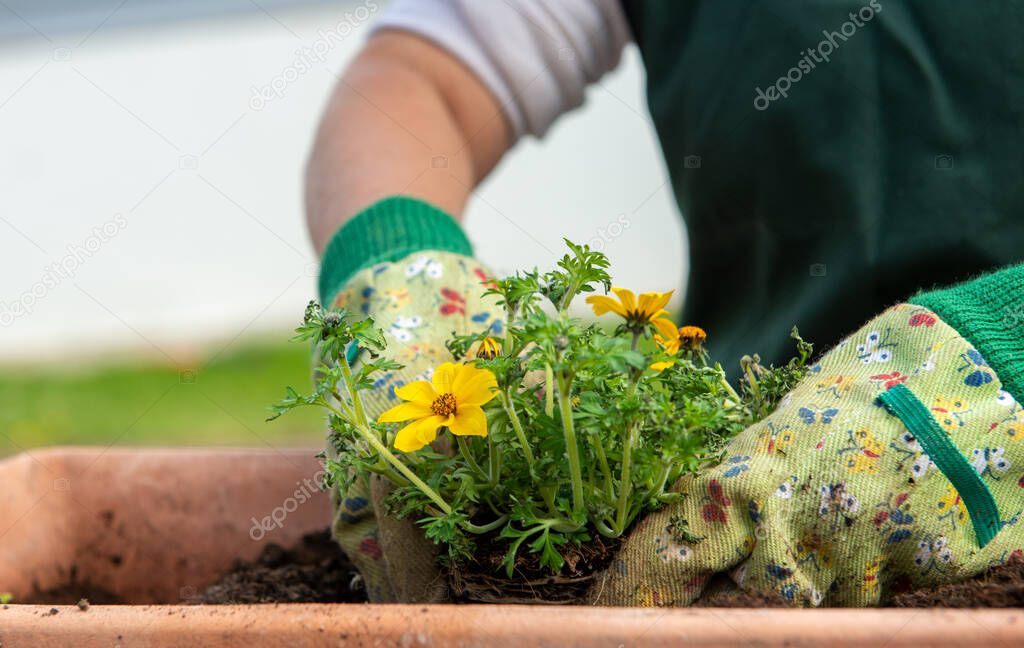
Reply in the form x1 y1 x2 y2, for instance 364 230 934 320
622 0 1024 369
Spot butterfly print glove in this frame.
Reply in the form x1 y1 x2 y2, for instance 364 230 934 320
591 265 1024 606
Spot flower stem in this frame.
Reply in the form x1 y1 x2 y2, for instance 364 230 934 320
500 391 536 468
614 422 636 533
613 368 643 534
557 373 585 515
457 436 488 481
488 427 502 485
589 432 614 501
716 362 742 406
339 359 368 427
544 363 555 417
642 461 672 504
593 516 618 538
463 515 509 534
327 404 452 515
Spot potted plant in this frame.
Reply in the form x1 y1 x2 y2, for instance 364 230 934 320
267 242 812 604
4 244 1024 645
3 448 1024 646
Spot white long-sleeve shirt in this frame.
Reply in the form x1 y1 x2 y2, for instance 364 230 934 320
372 0 632 140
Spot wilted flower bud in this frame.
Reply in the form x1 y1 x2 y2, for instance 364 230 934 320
554 335 570 351
677 325 707 350
475 336 501 360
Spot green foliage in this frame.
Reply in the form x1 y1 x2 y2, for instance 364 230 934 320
0 339 325 456
272 242 810 578
739 327 814 420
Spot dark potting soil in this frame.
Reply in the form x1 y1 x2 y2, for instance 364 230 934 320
193 529 367 604
199 529 1024 607
890 555 1024 608
32 528 1022 606
447 530 622 604
23 564 124 605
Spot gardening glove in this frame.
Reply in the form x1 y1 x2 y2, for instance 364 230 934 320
591 266 1024 607
317 197 501 603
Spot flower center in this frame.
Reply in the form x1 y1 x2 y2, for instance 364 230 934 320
431 392 457 417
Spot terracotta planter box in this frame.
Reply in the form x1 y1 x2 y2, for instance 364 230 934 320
2 447 1023 647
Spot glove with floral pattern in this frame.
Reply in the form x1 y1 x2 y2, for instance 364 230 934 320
317 197 501 602
591 267 1024 607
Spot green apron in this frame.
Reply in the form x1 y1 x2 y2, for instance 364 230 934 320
621 0 1024 369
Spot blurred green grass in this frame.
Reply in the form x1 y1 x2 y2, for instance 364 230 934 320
0 337 326 457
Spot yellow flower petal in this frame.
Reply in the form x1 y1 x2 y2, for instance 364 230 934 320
650 360 676 371
452 364 498 407
394 415 446 453
448 405 488 438
638 290 673 316
652 316 678 340
585 294 627 318
377 401 433 424
654 334 680 355
611 286 637 313
431 362 459 394
393 380 437 406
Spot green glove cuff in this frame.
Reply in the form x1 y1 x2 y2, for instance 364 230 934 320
318 196 473 307
910 264 1024 403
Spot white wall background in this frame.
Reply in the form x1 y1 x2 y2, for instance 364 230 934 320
0 0 685 364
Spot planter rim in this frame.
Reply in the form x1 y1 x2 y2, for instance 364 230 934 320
5 448 1023 647
3 604 1023 647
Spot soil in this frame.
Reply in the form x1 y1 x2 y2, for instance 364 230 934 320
24 529 1024 607
694 573 796 608
193 530 366 604
197 530 1024 607
23 565 124 605
447 531 621 604
890 555 1024 608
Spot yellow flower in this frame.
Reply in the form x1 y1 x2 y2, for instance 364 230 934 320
678 325 707 350
475 336 501 360
585 287 676 338
650 325 706 371
650 331 680 371
378 362 498 453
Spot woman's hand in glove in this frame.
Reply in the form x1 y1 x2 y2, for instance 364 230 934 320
592 298 1024 607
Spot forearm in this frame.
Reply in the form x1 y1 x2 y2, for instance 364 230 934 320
305 31 510 254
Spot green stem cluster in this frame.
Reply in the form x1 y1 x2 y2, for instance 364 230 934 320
332 360 453 516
